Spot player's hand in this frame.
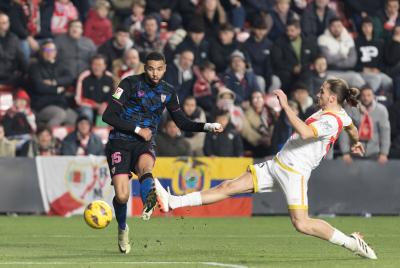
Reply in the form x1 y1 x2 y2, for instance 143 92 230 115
138 128 152 141
377 154 388 165
273 89 289 110
204 123 223 133
351 141 365 157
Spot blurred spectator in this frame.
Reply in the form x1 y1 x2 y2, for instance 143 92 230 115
165 50 195 103
84 0 113 47
75 54 113 123
272 20 318 93
61 115 104 155
221 0 246 31
243 15 280 93
54 19 96 80
339 86 391 164
145 0 182 31
242 0 273 18
51 0 78 35
383 25 400 100
222 50 261 107
134 15 164 61
377 0 400 40
108 0 133 25
389 100 400 158
182 96 206 156
208 23 239 73
318 18 366 88
71 0 91 22
197 0 227 39
29 40 76 127
171 18 209 65
112 48 144 83
178 0 198 29
204 110 243 156
34 0 54 40
268 0 299 41
28 126 61 156
123 0 146 39
9 0 39 61
216 87 246 132
301 0 337 39
192 61 223 118
241 91 274 157
1 89 36 156
308 55 332 96
98 26 133 70
344 0 384 40
0 12 26 89
155 116 191 156
0 123 16 157
271 100 299 154
355 17 392 94
291 82 317 120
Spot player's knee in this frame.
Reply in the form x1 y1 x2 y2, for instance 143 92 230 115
291 218 309 234
115 191 130 204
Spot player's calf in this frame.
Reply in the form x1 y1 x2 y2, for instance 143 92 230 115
139 173 158 220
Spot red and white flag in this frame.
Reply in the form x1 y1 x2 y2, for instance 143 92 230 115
36 156 124 216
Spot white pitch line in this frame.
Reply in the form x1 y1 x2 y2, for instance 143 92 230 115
0 261 248 268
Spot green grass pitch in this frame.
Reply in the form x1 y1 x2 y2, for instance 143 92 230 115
0 216 399 268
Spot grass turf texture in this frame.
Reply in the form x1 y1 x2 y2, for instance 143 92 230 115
0 216 399 268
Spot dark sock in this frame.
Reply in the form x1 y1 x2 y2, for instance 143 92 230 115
113 196 127 230
139 173 154 204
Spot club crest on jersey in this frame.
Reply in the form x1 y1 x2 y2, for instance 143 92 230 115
138 90 145 97
112 87 124 99
161 94 166 103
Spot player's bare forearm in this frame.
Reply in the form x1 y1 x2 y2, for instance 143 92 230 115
284 105 315 139
273 89 315 139
345 123 359 145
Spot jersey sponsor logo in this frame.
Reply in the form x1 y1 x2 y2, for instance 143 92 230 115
112 87 124 99
138 90 145 97
161 94 166 103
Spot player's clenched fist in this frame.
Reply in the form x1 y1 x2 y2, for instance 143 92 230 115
273 89 289 109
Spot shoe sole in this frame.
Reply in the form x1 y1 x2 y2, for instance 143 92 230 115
141 189 157 221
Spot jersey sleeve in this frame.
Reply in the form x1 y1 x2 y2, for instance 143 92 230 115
165 91 180 112
110 78 131 104
309 115 339 138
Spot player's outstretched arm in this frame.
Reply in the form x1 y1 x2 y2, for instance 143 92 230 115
167 94 223 133
273 89 315 139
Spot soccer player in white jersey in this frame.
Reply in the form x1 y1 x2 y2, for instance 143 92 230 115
155 78 378 259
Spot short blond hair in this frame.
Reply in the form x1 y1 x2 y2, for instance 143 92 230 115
95 0 110 10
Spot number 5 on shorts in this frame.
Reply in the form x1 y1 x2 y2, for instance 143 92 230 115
111 152 122 165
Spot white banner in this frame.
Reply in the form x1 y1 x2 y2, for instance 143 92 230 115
36 156 121 216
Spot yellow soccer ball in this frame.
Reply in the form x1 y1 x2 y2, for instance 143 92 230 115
84 200 112 229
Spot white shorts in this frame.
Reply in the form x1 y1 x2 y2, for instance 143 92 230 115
248 157 311 210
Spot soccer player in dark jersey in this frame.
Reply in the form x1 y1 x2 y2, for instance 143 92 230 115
102 51 223 254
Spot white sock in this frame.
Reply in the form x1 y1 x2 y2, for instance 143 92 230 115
329 228 357 251
169 192 202 209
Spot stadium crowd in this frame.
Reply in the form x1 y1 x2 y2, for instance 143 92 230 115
0 0 399 162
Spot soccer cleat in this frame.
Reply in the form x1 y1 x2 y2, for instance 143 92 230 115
118 225 131 254
350 232 377 259
154 178 169 213
141 187 158 221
